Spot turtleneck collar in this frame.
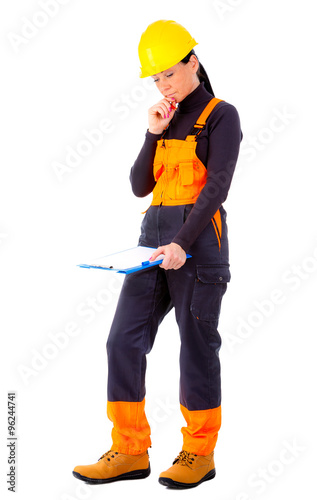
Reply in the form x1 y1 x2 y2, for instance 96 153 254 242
176 82 213 114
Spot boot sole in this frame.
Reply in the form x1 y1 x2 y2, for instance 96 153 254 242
158 468 216 489
72 465 151 484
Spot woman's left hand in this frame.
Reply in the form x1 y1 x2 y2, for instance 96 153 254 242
149 243 187 270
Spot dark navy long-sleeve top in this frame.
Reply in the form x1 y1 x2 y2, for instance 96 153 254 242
129 82 243 252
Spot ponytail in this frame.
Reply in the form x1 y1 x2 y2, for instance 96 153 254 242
180 49 214 96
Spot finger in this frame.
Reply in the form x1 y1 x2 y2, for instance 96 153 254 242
152 101 169 114
149 247 165 261
155 101 175 118
169 256 186 270
156 107 171 120
173 262 183 270
159 255 171 269
162 100 176 114
163 96 176 103
150 105 167 119
161 99 173 110
164 97 177 109
159 103 174 119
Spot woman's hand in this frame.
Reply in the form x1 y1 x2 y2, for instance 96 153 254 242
148 97 177 135
149 242 187 270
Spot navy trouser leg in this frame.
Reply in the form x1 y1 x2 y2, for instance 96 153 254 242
166 257 227 411
106 267 173 403
164 215 229 453
165 208 230 411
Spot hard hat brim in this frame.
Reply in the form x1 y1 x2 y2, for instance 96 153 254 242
139 39 198 78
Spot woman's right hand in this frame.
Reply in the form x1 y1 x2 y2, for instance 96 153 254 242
148 98 177 135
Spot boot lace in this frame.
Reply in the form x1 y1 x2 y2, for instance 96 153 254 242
173 450 197 466
98 450 119 462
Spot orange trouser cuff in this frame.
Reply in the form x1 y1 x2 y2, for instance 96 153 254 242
107 399 151 455
180 404 221 455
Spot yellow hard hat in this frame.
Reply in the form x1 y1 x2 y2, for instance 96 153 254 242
138 20 198 78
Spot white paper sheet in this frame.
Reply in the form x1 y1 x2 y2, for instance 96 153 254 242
79 246 164 271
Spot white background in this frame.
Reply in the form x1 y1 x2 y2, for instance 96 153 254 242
1 0 316 498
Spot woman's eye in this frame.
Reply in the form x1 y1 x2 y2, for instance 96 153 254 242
153 73 172 83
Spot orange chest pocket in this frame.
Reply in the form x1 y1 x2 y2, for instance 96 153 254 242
179 161 194 186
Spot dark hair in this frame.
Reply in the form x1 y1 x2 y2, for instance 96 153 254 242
180 49 214 96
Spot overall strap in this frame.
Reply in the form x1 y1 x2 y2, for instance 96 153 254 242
186 97 223 140
160 97 223 141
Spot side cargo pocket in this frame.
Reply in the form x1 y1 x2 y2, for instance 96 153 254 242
190 265 231 322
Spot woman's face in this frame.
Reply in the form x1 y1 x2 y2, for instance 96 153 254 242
151 55 200 103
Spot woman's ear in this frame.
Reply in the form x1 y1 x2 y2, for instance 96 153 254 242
190 54 199 73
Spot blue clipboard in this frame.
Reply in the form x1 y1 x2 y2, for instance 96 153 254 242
78 246 192 274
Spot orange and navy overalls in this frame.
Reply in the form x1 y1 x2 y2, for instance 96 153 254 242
106 95 235 456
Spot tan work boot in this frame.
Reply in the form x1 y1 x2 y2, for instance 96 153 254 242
159 450 215 488
72 450 150 484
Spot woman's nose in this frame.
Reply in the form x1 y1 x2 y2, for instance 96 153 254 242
157 79 171 93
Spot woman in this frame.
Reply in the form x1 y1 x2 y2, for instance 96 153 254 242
73 19 242 489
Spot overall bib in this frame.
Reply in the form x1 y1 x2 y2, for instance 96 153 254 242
106 97 230 455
